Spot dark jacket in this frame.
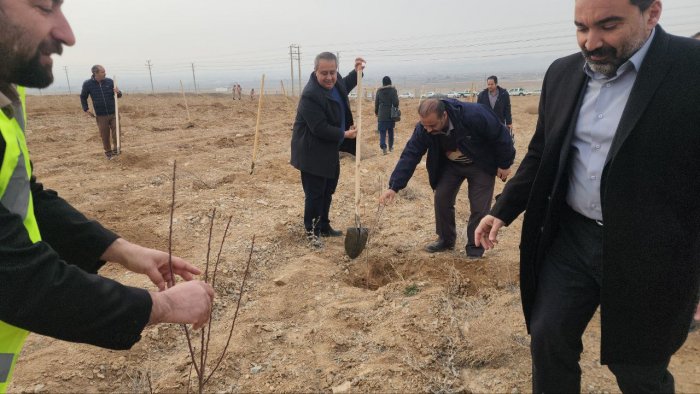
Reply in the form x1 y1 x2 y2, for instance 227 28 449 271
80 77 122 116
477 86 512 126
490 26 700 365
0 167 151 350
290 70 358 179
374 85 399 122
388 99 515 191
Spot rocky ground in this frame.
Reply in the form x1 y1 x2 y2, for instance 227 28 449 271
9 93 700 393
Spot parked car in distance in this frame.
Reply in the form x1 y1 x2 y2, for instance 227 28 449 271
508 88 531 96
455 90 473 97
348 92 358 98
446 91 461 99
399 91 415 98
420 92 448 99
531 89 542 95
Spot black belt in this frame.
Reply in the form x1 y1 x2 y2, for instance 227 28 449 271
564 204 603 227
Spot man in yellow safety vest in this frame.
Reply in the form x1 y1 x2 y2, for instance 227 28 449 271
0 1 215 391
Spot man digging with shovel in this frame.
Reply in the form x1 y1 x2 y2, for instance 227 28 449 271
290 52 365 246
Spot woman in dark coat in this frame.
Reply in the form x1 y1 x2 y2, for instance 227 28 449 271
374 76 399 154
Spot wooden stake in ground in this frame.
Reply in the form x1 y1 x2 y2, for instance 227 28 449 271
250 74 266 175
344 62 369 259
113 76 121 154
180 80 193 126
280 80 287 97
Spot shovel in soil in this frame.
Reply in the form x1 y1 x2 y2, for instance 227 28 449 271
344 61 368 259
345 216 368 259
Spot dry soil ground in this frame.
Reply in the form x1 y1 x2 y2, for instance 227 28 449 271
9 93 700 393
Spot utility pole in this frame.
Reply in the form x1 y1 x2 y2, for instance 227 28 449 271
336 51 341 71
63 66 72 94
289 45 295 97
296 45 302 96
191 62 198 94
146 60 155 94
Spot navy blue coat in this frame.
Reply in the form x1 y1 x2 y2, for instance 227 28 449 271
388 99 515 191
80 78 121 116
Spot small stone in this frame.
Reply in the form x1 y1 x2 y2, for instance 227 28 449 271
33 384 45 393
97 373 105 379
273 277 286 286
250 365 263 374
332 381 352 393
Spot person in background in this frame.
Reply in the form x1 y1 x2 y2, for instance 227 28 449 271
0 1 214 391
476 75 512 136
80 65 121 160
374 76 399 155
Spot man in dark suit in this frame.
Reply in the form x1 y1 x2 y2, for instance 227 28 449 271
476 75 512 134
290 52 363 243
475 0 700 392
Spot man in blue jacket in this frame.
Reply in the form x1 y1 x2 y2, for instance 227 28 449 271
379 98 514 258
80 65 121 159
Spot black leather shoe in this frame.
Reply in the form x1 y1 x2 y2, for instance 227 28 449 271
425 239 454 253
466 244 484 259
320 227 343 237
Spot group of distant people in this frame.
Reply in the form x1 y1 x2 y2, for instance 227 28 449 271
1 0 699 393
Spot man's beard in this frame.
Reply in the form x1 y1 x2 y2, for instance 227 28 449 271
0 24 60 88
11 50 55 88
581 35 646 78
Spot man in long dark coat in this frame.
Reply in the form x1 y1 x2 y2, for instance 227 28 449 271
475 0 700 392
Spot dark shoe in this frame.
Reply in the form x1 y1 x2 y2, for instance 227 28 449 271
389 147 393 152
425 239 454 253
320 227 343 237
105 151 113 160
466 244 484 259
382 148 387 155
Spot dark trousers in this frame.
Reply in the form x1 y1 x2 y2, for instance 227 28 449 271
378 120 395 150
96 114 117 153
434 161 495 249
530 205 674 393
300 171 338 234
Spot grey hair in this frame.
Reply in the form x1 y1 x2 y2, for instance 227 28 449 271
629 0 655 12
314 52 337 71
418 98 446 118
91 65 103 76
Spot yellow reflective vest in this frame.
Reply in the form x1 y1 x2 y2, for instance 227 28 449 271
0 86 41 393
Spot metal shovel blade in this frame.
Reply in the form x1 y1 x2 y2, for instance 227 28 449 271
344 226 369 259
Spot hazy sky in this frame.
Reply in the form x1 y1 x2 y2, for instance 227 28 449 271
46 0 700 92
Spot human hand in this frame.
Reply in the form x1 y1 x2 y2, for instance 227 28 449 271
694 302 700 321
148 280 214 329
474 215 505 250
344 125 357 139
497 167 511 182
355 57 366 71
85 110 95 118
102 238 202 290
379 189 396 205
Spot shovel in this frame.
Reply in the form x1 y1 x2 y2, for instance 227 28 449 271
345 61 368 259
